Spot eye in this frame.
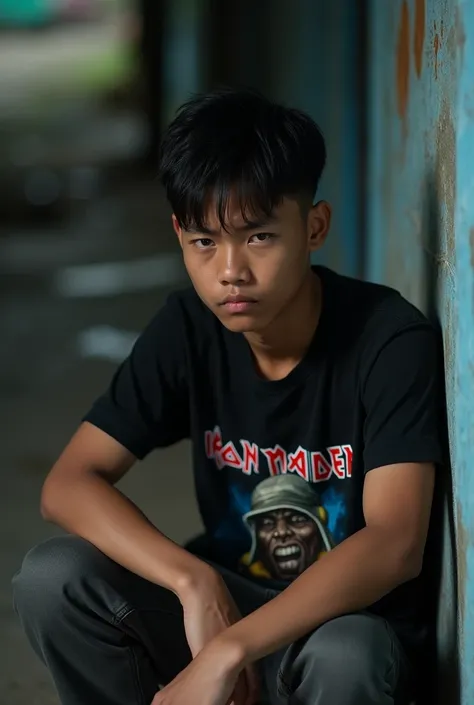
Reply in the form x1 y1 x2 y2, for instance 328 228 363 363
290 514 307 525
249 233 275 244
191 238 215 250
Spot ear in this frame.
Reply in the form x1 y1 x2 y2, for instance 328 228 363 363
172 214 183 248
307 200 331 253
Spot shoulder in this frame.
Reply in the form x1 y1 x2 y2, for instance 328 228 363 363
318 267 439 381
320 266 435 342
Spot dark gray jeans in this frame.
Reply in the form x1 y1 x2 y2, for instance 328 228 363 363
12 536 413 705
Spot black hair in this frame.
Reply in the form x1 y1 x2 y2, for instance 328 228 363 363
159 87 326 231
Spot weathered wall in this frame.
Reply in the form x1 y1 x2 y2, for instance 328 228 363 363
366 1 474 702
206 0 364 278
162 0 364 277
161 0 210 125
160 0 474 699
263 1 364 278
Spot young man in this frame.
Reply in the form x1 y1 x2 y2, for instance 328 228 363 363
13 88 442 705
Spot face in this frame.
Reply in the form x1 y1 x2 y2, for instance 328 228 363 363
173 195 330 334
253 508 322 580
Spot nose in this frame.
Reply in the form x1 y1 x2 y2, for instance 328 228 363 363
273 518 292 539
217 243 251 287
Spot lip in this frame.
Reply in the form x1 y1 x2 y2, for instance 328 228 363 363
220 295 258 314
273 544 301 559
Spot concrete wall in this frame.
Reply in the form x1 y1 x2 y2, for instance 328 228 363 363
366 1 474 702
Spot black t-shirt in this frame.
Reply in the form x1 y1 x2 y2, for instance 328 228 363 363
84 266 443 655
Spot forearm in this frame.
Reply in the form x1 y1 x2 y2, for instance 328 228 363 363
41 471 212 595
222 526 419 665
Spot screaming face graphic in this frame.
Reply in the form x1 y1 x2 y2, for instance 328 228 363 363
253 508 322 579
242 474 334 582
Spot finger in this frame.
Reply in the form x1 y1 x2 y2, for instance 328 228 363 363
229 673 249 705
243 666 260 705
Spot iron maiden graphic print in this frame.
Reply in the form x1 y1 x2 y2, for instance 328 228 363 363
204 426 352 582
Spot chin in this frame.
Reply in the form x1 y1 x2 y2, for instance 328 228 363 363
219 316 262 334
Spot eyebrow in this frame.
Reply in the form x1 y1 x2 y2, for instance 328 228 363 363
185 217 277 235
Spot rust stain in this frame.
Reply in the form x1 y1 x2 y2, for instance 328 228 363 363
396 1 410 119
433 31 440 79
414 0 425 77
470 228 474 269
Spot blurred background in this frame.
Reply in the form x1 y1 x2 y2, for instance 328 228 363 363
0 1 472 703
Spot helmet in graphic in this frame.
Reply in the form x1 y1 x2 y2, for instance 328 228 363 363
242 474 334 581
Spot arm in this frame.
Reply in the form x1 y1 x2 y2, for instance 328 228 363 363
152 325 443 705
217 460 435 665
152 463 436 705
41 421 214 594
42 298 259 698
41 295 214 594
43 420 259 701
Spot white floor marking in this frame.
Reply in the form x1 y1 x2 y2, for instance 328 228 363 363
77 325 139 363
55 253 186 297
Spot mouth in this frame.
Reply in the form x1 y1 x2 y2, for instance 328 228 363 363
219 296 258 314
273 544 302 573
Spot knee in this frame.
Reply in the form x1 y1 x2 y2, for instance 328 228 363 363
278 614 393 699
311 614 389 678
12 535 103 622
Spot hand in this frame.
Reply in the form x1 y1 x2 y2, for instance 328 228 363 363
152 637 254 705
179 567 242 658
177 567 259 705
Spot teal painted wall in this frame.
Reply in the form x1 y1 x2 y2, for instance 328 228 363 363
258 1 363 277
366 1 474 702
162 0 364 277
162 0 209 124
162 1 474 700
202 0 364 278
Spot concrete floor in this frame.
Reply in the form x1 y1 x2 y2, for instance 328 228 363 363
0 167 204 703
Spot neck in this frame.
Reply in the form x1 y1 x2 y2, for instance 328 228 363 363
245 269 322 366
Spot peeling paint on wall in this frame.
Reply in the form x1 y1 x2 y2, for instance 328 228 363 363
396 1 410 120
366 1 474 702
436 101 456 261
433 27 441 79
454 3 474 700
414 0 425 77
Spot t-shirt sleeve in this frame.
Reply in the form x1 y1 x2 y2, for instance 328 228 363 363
361 324 444 473
83 294 190 459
